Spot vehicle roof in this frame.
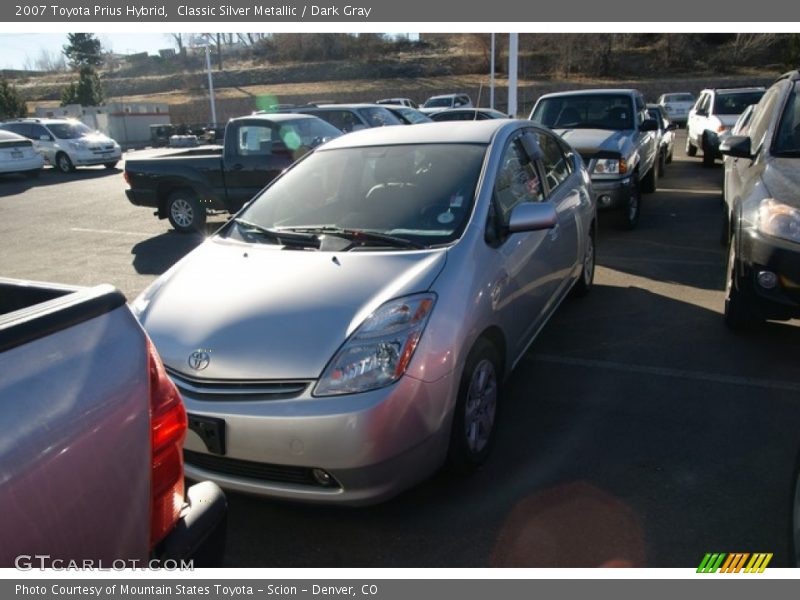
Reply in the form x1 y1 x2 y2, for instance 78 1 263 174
7 117 82 125
236 113 326 123
538 89 640 99
320 119 518 149
703 87 766 94
425 93 469 100
300 103 390 110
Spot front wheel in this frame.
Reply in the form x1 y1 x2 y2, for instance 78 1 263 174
447 339 501 474
724 235 761 330
686 136 697 157
702 135 716 168
166 190 206 233
104 161 118 169
55 152 74 173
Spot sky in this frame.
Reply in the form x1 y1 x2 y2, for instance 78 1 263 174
0 33 178 70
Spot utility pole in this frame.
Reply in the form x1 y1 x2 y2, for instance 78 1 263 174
490 33 495 110
205 40 217 125
508 33 518 118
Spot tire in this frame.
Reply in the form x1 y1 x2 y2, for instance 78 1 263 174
166 190 206 233
723 234 761 330
572 227 595 297
702 134 716 168
447 339 501 474
657 148 667 178
55 152 74 173
104 162 118 169
619 180 642 230
666 148 674 164
641 163 658 194
686 136 697 157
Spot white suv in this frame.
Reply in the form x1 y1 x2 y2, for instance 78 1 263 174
419 94 473 114
0 118 122 173
656 92 695 126
686 87 765 167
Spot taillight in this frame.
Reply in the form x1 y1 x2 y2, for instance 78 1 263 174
147 337 187 549
123 170 130 185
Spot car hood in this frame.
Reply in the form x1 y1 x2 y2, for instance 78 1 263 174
554 128 631 156
763 158 800 208
79 133 116 145
135 238 448 380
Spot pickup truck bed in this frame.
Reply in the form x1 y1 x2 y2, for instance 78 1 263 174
0 278 226 567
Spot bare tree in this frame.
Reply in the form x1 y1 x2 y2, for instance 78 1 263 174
731 33 779 60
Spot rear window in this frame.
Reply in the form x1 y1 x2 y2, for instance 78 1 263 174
665 94 694 102
713 91 765 115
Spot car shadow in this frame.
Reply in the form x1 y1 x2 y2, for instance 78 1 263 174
217 284 800 567
1 166 123 194
131 230 205 275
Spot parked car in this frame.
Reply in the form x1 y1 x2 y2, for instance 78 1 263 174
0 118 122 173
133 120 597 505
0 277 226 566
657 92 695 126
647 104 677 177
376 97 418 108
719 70 800 329
720 103 757 245
420 94 474 114
530 88 659 229
0 129 44 177
125 114 342 233
429 108 509 122
686 87 766 167
382 105 433 125
291 104 403 132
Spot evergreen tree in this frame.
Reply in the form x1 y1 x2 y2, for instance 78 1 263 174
63 33 103 68
0 79 26 119
60 66 104 106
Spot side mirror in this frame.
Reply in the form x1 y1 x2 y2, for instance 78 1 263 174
719 135 752 159
507 202 558 234
640 119 659 132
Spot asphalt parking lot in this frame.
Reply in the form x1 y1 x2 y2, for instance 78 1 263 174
1 131 799 567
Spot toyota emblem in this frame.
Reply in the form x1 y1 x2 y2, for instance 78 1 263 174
188 350 211 371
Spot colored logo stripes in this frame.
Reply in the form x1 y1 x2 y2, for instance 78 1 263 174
697 553 773 573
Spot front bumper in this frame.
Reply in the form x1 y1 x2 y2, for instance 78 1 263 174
70 148 122 166
590 177 635 211
126 188 158 208
738 228 800 320
154 481 227 567
177 371 457 505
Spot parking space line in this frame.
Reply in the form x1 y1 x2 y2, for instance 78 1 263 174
70 227 153 237
657 188 721 195
529 354 800 393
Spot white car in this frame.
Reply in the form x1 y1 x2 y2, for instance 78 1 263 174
0 118 122 173
419 94 473 114
686 87 765 167
0 129 44 177
656 92 695 126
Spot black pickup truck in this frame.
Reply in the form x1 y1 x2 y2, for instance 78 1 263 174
125 114 342 232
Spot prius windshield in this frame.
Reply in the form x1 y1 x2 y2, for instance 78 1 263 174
231 143 487 249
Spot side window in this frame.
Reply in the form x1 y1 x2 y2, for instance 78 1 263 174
322 111 360 133
236 125 275 156
747 86 781 151
536 131 571 191
493 138 544 229
31 125 50 140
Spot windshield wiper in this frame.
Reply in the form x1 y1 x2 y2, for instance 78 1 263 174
233 218 320 249
279 226 425 249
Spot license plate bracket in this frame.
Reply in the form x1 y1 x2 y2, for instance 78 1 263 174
187 414 226 455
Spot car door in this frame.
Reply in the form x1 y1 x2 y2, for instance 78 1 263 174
222 120 296 212
486 131 558 359
689 93 710 146
534 128 583 308
28 124 56 164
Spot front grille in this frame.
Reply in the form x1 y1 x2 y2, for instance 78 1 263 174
184 450 340 489
168 368 311 401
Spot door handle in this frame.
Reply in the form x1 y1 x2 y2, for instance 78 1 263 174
548 222 560 241
231 163 244 171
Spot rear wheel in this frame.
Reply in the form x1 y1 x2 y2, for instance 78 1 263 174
104 162 118 169
702 134 716 168
642 163 658 194
572 227 595 297
686 136 698 157
166 190 206 233
55 152 74 173
657 148 667 177
447 339 501 474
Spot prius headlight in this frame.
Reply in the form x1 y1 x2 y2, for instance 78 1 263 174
314 293 436 396
757 199 800 244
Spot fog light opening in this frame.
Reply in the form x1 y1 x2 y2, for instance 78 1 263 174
757 271 778 289
312 468 334 487
599 194 612 207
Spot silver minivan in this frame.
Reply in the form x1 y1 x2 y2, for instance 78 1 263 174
134 120 596 505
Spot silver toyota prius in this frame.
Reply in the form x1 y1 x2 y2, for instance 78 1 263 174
133 119 597 505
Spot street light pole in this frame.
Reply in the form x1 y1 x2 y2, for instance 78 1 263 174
490 33 495 110
508 33 518 118
205 41 217 125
